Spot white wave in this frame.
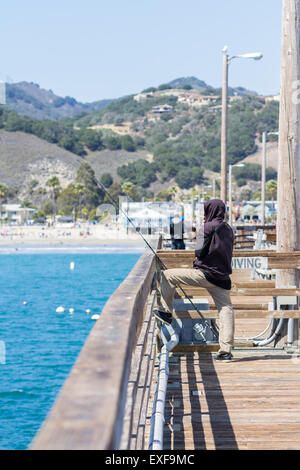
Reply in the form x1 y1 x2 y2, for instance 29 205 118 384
0 244 146 255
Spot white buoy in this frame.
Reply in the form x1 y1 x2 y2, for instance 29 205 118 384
70 261 75 270
91 314 100 320
85 309 91 314
56 306 65 313
23 301 27 305
69 308 74 314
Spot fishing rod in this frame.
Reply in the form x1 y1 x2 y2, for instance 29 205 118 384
95 178 219 340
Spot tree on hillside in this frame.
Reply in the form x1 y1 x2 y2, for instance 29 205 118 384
100 173 113 188
104 135 122 150
46 176 60 217
154 186 177 202
57 183 78 216
158 84 172 90
175 167 204 189
121 134 136 152
76 162 103 210
121 182 139 200
80 128 103 151
104 183 125 207
240 188 252 201
74 183 85 219
0 183 9 220
117 160 156 187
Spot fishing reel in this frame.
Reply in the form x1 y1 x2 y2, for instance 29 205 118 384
193 320 219 344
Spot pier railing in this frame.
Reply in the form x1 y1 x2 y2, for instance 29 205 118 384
31 238 161 450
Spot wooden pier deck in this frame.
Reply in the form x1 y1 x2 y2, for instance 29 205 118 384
31 242 300 451
156 349 300 450
144 309 300 450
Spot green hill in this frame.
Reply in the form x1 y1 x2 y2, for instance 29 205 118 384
71 91 279 191
5 81 116 120
0 77 280 210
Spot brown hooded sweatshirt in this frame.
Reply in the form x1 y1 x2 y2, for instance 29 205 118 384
193 199 234 290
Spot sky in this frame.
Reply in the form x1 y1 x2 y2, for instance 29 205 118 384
0 0 283 103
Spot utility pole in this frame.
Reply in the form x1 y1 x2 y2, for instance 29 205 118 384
228 164 233 225
277 0 300 290
261 132 266 226
221 52 228 203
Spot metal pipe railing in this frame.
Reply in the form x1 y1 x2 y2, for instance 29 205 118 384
148 321 180 450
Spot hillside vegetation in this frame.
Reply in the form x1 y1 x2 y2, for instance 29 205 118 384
72 90 279 191
0 77 280 216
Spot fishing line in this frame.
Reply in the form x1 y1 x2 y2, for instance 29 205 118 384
95 178 219 340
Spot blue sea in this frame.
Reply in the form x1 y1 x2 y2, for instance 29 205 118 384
0 245 143 450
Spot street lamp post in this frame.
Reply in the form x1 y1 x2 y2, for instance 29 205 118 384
261 131 278 225
200 185 212 202
221 49 229 203
229 163 245 225
213 178 216 198
212 176 221 198
220 47 263 204
261 131 267 225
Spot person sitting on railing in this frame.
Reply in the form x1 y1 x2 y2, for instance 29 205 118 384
154 199 235 362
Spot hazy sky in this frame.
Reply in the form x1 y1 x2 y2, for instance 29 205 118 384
0 0 282 102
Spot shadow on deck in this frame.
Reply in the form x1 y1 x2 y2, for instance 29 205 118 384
163 351 300 450
164 353 238 450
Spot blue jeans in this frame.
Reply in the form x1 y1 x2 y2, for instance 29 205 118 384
171 239 185 250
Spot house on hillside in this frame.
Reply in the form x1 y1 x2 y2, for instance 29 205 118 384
134 92 154 101
265 94 280 103
152 104 174 113
178 94 218 107
0 204 36 224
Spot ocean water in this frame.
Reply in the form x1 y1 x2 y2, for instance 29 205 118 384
0 247 143 450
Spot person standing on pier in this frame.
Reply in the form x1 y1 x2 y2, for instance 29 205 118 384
154 199 235 362
169 214 185 250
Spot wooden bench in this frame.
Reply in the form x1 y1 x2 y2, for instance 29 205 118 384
157 250 300 344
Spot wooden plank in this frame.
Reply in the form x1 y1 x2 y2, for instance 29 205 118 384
157 250 300 269
173 310 300 319
173 286 300 296
172 341 254 353
30 239 160 450
157 249 299 257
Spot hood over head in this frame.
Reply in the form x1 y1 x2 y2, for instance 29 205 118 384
204 199 226 223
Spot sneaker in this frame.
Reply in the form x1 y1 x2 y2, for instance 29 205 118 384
214 353 233 362
153 309 173 326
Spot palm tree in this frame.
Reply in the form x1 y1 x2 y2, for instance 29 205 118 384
46 177 60 217
0 183 8 224
266 180 277 217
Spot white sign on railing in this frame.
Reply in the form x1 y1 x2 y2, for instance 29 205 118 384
232 257 268 270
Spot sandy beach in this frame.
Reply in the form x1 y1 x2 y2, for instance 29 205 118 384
0 223 155 249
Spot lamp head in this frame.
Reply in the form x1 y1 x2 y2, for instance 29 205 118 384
239 52 263 60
